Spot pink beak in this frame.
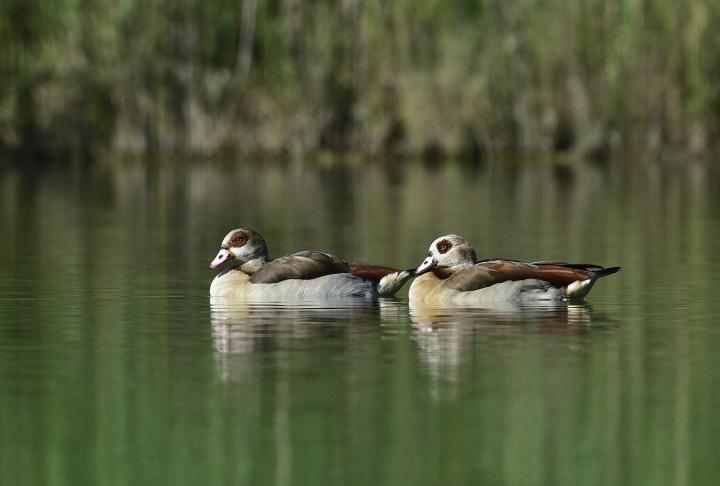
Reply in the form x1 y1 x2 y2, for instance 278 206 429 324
210 248 235 270
414 256 438 276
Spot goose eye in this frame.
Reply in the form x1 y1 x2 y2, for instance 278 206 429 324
229 232 248 247
436 239 452 254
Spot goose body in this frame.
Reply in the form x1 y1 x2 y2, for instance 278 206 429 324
409 273 564 304
209 228 399 299
381 234 620 304
211 268 379 299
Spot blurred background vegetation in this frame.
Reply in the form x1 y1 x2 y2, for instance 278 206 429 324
2 0 720 163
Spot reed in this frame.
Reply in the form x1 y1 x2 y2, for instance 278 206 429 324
2 0 719 161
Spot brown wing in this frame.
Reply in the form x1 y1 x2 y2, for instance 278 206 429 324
249 251 351 284
530 263 595 286
441 260 597 292
348 263 400 282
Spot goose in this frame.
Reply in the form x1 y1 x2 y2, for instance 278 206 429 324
378 234 620 304
209 228 402 299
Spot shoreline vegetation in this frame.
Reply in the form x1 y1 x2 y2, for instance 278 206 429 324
3 0 720 164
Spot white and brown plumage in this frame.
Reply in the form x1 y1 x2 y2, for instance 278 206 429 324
380 234 620 304
209 228 401 299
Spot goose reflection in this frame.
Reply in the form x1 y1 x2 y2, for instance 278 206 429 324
408 301 597 399
409 300 593 331
210 296 393 382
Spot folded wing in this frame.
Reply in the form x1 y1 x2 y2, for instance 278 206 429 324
250 251 351 284
442 260 602 292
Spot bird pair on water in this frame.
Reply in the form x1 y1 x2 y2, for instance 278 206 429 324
209 228 620 303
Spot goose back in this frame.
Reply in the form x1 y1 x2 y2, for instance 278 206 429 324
249 251 350 284
440 260 597 292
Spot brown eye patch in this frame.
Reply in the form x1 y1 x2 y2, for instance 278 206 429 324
228 231 249 248
436 239 452 254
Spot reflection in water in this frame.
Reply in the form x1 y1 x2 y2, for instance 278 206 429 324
409 301 599 399
210 297 390 381
409 301 593 330
210 293 604 400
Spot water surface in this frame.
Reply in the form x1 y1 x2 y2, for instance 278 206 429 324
1 160 719 485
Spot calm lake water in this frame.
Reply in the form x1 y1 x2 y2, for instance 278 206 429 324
1 159 719 485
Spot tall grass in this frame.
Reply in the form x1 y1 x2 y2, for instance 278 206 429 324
2 0 720 161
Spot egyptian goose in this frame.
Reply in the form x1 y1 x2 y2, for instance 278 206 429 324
209 228 401 299
379 234 620 304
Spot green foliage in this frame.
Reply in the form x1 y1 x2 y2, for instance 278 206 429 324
3 0 720 160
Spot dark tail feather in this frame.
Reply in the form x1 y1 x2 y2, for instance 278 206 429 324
348 263 401 282
531 261 605 271
593 266 621 280
566 266 620 300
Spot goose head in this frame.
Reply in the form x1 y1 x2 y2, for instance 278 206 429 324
415 234 477 275
210 228 269 271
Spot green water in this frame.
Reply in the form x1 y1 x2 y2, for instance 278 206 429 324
1 160 719 485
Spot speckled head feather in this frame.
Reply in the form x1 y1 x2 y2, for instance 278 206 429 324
415 234 477 275
210 228 269 271
221 228 268 259
429 234 477 266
